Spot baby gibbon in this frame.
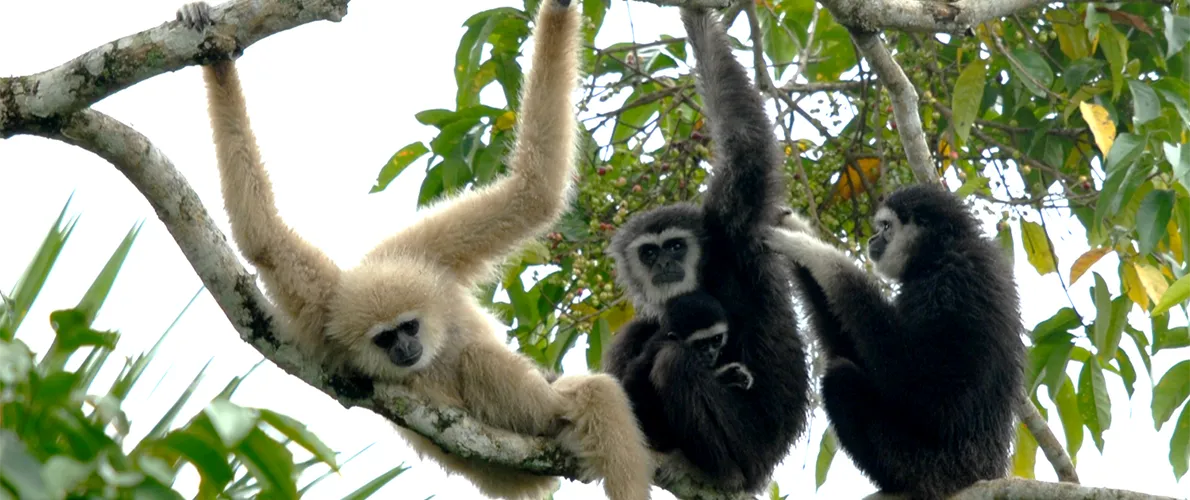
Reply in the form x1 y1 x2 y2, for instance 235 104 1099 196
177 1 652 499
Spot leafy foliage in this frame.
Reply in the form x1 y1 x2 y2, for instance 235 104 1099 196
0 200 406 499
376 0 1190 485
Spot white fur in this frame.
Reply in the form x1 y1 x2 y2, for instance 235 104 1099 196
625 229 702 307
684 323 728 344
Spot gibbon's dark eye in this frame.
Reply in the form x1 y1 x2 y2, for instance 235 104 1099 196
662 238 686 252
877 220 892 232
638 244 660 264
372 329 399 349
397 319 420 337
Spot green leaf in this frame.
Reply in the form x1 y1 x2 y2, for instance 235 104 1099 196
1010 48 1054 97
414 109 456 127
159 428 235 491
110 287 202 400
371 142 430 193
1077 358 1112 452
612 87 662 145
259 409 339 472
814 427 837 489
1011 421 1038 478
342 463 410 500
1126 80 1160 127
1054 377 1084 458
75 222 140 326
42 455 91 498
1114 348 1137 398
1127 324 1153 376
1164 142 1190 191
1093 134 1150 231
216 358 265 400
1092 273 1111 352
586 317 609 371
996 221 1014 261
1019 220 1055 275
417 160 446 207
136 358 212 451
1063 59 1105 93
4 197 77 338
1157 88 1190 129
1136 189 1174 256
1098 25 1129 99
0 430 50 499
1043 338 1074 401
1153 273 1190 316
1155 326 1190 353
1170 403 1190 479
951 59 987 145
1153 361 1190 431
205 399 260 448
1031 307 1081 342
581 0 608 45
1165 12 1190 58
235 427 297 498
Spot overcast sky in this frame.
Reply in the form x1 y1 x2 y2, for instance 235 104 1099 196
1 1 1187 498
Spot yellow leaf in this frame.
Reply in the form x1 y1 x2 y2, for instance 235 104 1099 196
1079 102 1115 156
601 301 636 333
834 156 882 202
938 138 955 175
495 110 517 132
1122 263 1149 310
1134 263 1170 306
1070 247 1110 284
693 117 705 131
1020 220 1057 275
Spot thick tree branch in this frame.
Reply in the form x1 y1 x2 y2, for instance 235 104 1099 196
850 31 939 184
945 477 1177 500
0 0 348 139
816 0 1171 34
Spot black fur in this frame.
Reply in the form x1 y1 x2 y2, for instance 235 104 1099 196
794 185 1025 499
603 8 810 492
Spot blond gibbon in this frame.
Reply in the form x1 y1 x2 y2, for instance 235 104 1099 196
176 1 652 499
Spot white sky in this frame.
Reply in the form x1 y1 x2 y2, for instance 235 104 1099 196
1 1 1187 499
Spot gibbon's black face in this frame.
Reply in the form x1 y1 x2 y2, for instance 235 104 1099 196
660 292 729 365
639 236 690 285
371 318 422 367
610 204 704 311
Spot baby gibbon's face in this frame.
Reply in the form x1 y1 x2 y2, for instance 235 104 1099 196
326 257 455 379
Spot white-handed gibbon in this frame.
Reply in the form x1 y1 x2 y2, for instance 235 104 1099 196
653 291 754 391
602 7 810 493
768 185 1025 500
177 2 652 499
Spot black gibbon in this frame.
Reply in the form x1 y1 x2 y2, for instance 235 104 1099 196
602 7 810 492
177 2 652 499
654 292 754 391
768 185 1026 500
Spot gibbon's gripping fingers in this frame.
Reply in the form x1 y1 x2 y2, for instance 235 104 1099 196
714 362 754 390
194 14 341 341
553 374 653 500
680 7 783 237
775 207 815 235
457 342 567 436
365 0 581 282
764 228 852 279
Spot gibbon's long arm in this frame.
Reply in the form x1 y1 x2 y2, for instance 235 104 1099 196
203 61 341 337
681 8 782 242
766 229 899 370
367 3 580 283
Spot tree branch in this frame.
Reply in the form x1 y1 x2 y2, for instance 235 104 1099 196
0 0 348 138
850 31 938 184
816 0 1171 34
946 477 1177 500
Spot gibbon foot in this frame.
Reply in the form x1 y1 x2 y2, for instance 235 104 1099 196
774 206 814 235
714 362 754 390
176 1 212 30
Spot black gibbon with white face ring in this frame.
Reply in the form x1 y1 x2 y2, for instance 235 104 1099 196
177 2 653 499
768 185 1026 500
655 292 754 391
603 7 810 492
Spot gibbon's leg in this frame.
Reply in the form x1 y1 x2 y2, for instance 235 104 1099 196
681 7 784 240
649 344 751 485
365 0 582 284
821 358 909 496
618 334 680 452
553 374 654 500
185 3 340 347
459 342 652 500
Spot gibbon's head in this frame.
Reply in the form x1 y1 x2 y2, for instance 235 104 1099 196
869 184 979 280
610 203 704 317
659 291 729 363
325 256 456 379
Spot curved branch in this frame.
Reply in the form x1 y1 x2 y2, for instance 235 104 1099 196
0 0 348 138
850 31 938 184
1017 394 1080 484
817 0 1171 34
